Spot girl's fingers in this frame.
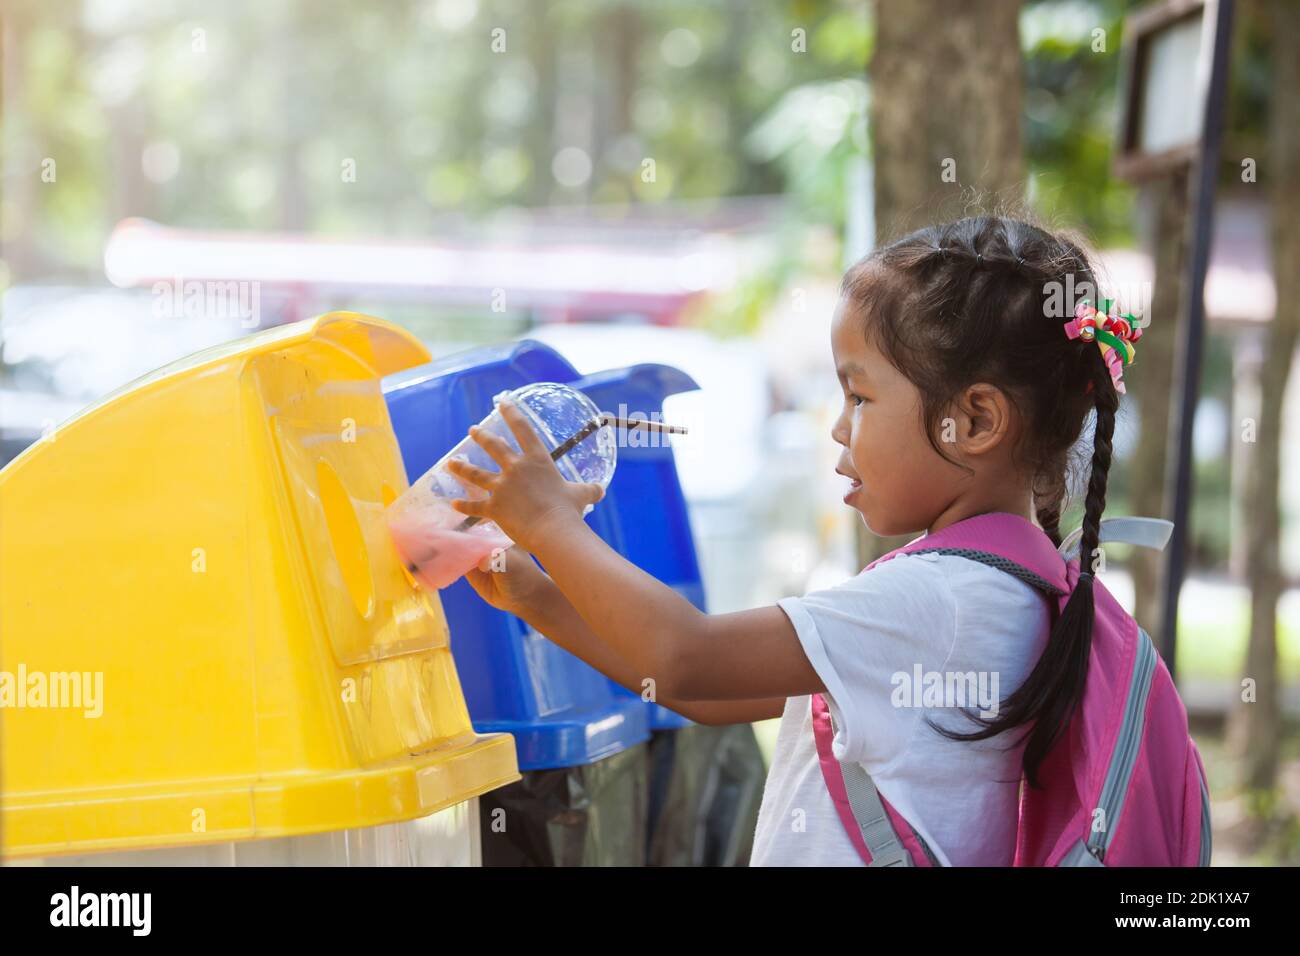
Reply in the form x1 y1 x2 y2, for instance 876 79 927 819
583 482 605 506
449 497 488 517
445 456 497 490
468 423 518 468
497 399 549 459
567 481 604 513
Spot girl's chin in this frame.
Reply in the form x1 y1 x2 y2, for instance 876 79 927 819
853 502 896 537
862 515 917 538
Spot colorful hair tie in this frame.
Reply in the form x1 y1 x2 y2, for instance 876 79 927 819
1063 298 1143 395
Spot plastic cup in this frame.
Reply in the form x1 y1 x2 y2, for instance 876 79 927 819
387 382 617 590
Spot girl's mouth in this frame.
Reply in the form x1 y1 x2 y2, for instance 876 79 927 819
837 469 863 503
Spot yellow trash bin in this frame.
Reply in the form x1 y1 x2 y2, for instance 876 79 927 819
0 312 520 865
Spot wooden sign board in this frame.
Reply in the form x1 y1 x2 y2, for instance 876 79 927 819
1114 0 1221 181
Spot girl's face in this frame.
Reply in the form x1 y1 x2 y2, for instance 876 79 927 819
829 296 962 537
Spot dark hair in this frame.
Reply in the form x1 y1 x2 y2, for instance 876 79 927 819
841 215 1122 789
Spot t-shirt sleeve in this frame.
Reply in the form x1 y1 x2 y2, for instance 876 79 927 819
777 554 958 771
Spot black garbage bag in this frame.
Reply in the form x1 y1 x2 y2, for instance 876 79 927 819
478 742 648 866
645 722 767 867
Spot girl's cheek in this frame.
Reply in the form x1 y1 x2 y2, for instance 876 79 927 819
850 418 869 450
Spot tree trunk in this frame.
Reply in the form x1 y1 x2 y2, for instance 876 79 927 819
528 5 558 206
862 0 1025 563
1227 0 1300 793
276 6 309 231
869 0 1024 239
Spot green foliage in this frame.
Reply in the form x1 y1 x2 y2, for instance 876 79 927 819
1020 0 1143 246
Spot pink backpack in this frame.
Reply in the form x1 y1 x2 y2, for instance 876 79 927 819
811 511 1212 867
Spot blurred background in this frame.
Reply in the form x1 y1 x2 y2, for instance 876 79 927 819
2 0 1297 863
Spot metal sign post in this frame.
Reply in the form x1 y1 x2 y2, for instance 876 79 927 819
1115 0 1236 680
1158 0 1235 680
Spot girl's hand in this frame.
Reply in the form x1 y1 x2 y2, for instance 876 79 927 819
444 397 605 554
462 545 557 620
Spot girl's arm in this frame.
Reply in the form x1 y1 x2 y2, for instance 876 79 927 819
525 514 826 702
444 398 828 703
521 574 787 725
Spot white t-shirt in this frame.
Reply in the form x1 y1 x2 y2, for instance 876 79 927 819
750 550 1052 867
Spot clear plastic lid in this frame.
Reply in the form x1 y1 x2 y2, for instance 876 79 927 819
503 382 617 488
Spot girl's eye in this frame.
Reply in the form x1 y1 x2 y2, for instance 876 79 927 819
848 393 866 407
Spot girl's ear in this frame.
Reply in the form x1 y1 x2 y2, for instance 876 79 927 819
954 383 1015 455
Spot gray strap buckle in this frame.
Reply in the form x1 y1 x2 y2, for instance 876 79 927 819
828 707 914 867
840 761 913 866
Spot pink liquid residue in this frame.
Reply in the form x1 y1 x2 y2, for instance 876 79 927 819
388 503 512 590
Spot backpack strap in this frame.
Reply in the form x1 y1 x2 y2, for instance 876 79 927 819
888 512 1070 593
890 513 1174 592
811 693 938 866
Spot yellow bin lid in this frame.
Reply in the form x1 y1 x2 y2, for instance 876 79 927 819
0 313 519 860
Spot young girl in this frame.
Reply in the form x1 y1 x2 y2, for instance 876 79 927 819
443 215 1129 867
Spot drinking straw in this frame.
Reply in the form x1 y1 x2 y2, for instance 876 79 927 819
451 412 687 533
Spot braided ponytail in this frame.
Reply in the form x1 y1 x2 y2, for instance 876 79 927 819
1032 453 1069 549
